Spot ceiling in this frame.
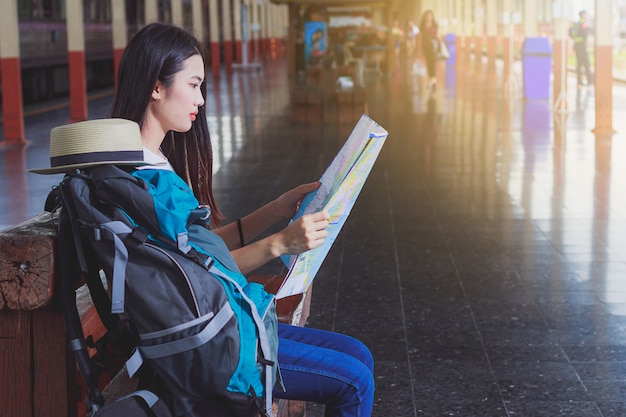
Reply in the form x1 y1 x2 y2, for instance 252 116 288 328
269 0 390 6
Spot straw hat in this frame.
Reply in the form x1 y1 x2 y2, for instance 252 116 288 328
30 118 161 174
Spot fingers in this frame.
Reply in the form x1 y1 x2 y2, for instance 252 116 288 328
285 211 330 253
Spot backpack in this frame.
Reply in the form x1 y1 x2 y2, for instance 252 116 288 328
50 164 279 417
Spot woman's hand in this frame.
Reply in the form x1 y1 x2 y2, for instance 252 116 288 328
273 211 330 256
231 210 330 275
272 182 321 220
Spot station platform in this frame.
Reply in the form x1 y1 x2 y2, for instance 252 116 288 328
3 55 626 416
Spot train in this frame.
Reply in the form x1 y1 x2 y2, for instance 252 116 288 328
6 0 197 105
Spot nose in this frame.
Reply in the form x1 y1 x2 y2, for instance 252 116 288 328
196 90 205 107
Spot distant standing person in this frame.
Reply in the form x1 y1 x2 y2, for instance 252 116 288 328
570 10 593 87
418 9 440 90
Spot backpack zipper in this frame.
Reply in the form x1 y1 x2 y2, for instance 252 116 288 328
145 242 201 316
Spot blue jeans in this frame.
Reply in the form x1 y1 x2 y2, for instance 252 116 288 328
273 324 375 417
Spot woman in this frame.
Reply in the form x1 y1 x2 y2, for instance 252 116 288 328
418 9 440 89
110 23 375 417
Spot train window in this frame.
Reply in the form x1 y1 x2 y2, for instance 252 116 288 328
18 0 63 20
85 0 111 23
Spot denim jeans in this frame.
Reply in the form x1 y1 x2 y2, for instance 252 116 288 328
273 324 375 417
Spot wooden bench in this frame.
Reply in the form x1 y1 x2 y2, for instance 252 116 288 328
0 212 312 417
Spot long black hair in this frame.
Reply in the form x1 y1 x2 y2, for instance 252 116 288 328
110 22 223 224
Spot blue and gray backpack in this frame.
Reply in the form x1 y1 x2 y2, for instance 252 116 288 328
52 164 279 417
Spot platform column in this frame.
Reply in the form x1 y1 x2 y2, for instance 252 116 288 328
524 0 538 37
222 0 234 73
594 0 614 136
145 0 158 24
268 2 278 58
259 0 268 58
474 0 485 75
234 0 243 64
207 0 220 77
501 0 513 87
463 0 473 70
66 0 87 122
287 3 297 76
250 0 260 63
552 3 568 112
454 0 463 73
111 0 126 88
192 0 203 48
172 0 183 27
0 0 25 144
486 0 497 81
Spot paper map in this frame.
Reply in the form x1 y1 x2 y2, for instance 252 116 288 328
276 114 388 299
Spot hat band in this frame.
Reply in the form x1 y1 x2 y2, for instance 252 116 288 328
51 150 144 167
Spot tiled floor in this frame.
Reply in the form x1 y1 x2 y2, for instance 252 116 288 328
3 54 626 416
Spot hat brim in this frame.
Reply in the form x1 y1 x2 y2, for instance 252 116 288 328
29 160 162 175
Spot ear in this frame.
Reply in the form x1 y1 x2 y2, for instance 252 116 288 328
151 82 162 101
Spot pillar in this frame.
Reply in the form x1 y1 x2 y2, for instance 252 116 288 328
474 0 485 74
259 0 268 57
0 0 26 144
267 2 275 58
208 0 221 77
145 0 158 24
524 0 538 37
250 0 260 62
171 0 183 27
552 2 568 111
594 0 613 135
486 0 497 81
455 0 463 72
66 0 87 122
287 3 297 76
502 0 513 86
192 0 203 47
233 0 243 64
222 0 233 73
464 0 473 68
111 0 126 89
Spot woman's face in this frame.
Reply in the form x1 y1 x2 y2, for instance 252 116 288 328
151 54 206 134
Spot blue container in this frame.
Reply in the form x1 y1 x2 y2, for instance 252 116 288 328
522 37 552 99
444 33 456 66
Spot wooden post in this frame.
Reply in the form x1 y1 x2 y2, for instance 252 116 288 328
0 213 73 417
111 0 126 89
66 0 87 122
0 0 26 145
594 0 614 135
